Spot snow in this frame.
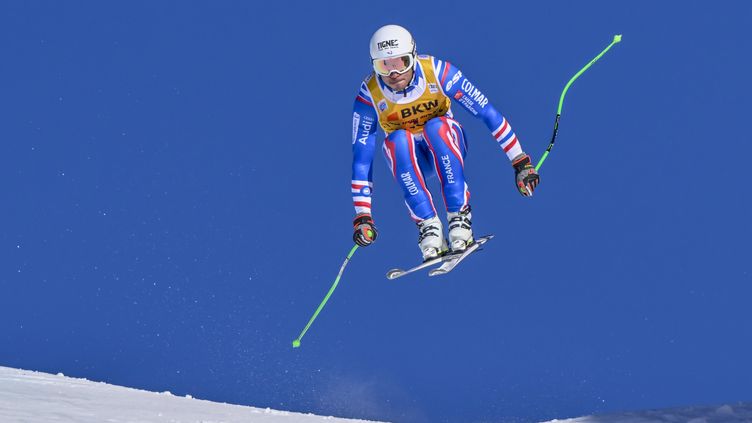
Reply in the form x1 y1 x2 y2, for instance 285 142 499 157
1 364 751 423
0 366 384 423
542 402 752 423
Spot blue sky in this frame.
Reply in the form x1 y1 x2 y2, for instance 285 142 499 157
1 1 751 422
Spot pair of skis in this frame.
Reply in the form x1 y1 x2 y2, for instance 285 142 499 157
386 235 494 280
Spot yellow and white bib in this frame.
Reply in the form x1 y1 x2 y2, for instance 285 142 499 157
366 56 451 135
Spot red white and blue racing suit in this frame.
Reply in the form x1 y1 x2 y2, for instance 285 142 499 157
352 54 525 222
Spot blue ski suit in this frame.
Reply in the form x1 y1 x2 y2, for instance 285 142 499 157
352 54 525 222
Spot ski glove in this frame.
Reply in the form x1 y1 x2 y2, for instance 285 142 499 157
353 213 378 247
512 153 540 197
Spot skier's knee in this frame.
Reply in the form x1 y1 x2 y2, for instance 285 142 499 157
386 129 410 145
423 116 447 133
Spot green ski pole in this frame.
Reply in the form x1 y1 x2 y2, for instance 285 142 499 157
292 242 363 348
536 34 622 172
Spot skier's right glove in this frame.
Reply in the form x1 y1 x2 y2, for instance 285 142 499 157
512 153 540 197
353 213 378 247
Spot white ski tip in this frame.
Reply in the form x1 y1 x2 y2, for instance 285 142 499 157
386 269 405 280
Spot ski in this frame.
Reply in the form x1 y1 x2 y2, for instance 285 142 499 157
428 235 493 276
386 254 452 280
386 235 493 279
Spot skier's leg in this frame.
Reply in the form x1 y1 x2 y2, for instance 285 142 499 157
423 117 474 251
422 116 470 213
383 130 447 260
382 129 437 221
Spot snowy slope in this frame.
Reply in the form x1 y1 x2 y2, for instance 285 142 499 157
2 365 751 423
0 366 385 423
542 402 752 423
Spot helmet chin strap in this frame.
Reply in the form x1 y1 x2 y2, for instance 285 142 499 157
402 66 416 97
396 61 416 97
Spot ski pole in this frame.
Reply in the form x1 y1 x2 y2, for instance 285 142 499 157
292 242 362 348
536 34 622 172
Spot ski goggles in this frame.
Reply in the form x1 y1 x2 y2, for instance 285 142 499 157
372 54 414 76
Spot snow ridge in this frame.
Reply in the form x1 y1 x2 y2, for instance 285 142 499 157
0 366 386 423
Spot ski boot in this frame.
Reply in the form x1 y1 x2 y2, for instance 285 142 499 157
417 216 448 261
447 207 474 252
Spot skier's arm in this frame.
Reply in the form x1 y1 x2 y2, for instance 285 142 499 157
351 83 380 245
434 58 525 161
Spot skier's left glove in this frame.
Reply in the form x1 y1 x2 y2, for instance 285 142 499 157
512 153 540 197
353 213 378 247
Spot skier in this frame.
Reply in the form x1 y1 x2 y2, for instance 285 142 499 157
351 24 540 261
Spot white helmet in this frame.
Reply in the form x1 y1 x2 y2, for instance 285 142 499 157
369 25 417 76
369 24 416 60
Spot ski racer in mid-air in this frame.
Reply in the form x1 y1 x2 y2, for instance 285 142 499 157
351 24 540 261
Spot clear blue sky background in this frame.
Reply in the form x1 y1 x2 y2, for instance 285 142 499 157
2 2 751 422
